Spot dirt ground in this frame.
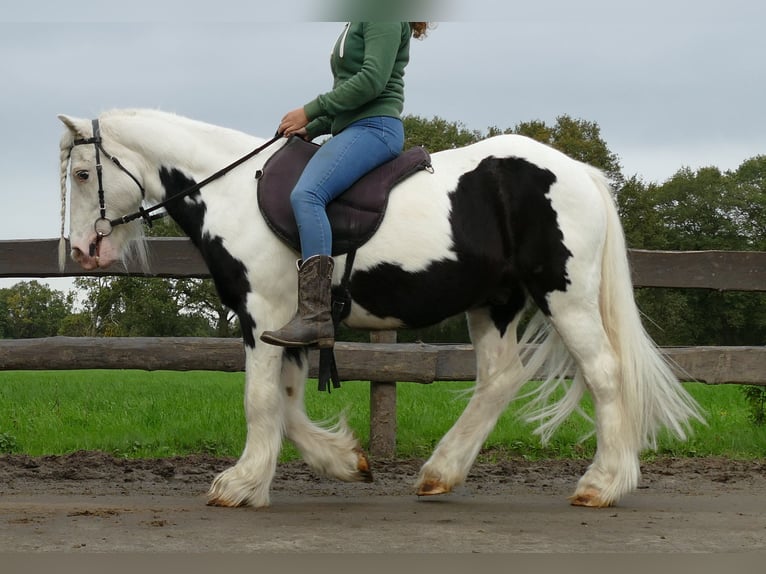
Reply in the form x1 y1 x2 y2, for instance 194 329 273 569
1 451 765 553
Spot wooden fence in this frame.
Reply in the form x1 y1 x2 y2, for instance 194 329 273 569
2 238 766 455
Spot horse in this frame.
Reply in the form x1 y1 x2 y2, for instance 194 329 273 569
57 108 703 508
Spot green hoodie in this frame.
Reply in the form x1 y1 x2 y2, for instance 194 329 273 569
304 22 411 140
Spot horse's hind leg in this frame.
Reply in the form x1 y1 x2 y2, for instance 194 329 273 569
545 289 640 507
416 307 525 496
281 350 372 483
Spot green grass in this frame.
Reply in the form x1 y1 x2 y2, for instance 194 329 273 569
0 370 764 460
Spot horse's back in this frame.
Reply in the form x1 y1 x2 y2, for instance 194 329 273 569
430 133 576 169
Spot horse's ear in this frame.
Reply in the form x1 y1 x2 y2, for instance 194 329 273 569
58 114 88 139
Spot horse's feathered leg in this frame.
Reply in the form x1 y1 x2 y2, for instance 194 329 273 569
416 308 525 496
207 344 285 508
281 349 373 483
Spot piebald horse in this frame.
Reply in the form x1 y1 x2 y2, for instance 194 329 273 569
58 109 702 508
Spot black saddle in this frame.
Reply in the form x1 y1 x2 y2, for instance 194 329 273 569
256 136 432 255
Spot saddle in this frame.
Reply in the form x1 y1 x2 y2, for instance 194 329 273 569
256 136 432 255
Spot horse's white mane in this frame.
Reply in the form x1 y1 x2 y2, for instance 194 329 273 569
100 108 213 132
100 108 265 149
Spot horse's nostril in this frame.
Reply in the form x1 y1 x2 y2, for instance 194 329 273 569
71 247 83 260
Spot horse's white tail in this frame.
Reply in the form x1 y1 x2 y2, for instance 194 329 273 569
521 167 704 448
592 167 704 447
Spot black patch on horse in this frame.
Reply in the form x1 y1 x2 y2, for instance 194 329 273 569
284 347 306 369
451 156 572 316
347 156 572 335
159 166 258 348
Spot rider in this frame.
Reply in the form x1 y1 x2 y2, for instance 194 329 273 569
260 22 429 349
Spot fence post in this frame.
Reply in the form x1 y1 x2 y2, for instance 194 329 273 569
369 330 397 457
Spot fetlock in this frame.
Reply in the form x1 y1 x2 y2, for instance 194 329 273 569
260 255 335 348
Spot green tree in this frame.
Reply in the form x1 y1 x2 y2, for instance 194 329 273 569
173 278 239 338
75 276 216 337
147 219 238 336
0 281 74 338
509 115 624 185
75 217 239 338
725 155 766 249
411 114 624 183
57 311 93 337
403 115 482 151
616 157 766 347
617 176 667 249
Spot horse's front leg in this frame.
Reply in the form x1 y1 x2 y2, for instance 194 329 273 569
281 348 372 483
207 343 284 508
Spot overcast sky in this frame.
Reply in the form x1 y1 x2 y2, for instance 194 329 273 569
1 0 764 291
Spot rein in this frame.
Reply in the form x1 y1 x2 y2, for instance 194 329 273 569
72 118 282 242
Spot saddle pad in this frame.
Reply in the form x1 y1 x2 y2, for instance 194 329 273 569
257 136 431 255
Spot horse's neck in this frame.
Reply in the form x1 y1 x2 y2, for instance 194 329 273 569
104 110 270 202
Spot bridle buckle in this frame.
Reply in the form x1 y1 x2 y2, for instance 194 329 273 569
94 217 113 237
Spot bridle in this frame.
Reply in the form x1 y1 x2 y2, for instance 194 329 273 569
72 119 146 255
71 118 281 256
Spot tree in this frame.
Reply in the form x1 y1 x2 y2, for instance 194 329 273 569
403 115 482 151
615 157 766 347
406 114 625 185
146 219 239 336
617 176 667 249
173 278 240 338
512 115 624 186
75 276 217 337
0 281 74 339
75 216 239 338
725 155 766 249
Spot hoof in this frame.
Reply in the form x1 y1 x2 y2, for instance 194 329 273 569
206 495 246 508
416 479 452 497
355 449 374 483
206 467 271 508
569 488 614 508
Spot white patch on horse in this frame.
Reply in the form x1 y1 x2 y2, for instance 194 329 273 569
358 168 455 273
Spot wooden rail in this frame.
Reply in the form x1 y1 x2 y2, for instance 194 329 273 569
2 237 766 455
1 337 765 386
3 238 766 290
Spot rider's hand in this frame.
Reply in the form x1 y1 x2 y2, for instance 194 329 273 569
279 108 309 138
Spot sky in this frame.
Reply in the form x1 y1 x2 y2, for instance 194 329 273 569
1 0 764 292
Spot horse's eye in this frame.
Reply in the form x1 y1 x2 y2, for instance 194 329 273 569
75 170 89 182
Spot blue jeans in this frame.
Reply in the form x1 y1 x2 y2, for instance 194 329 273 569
290 116 404 259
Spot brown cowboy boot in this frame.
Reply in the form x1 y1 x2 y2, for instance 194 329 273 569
260 255 335 348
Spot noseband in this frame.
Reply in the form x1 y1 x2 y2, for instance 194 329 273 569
70 118 281 255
